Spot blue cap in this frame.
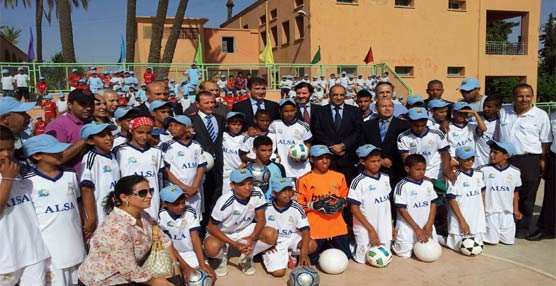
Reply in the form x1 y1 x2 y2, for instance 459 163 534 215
44 94 53 100
347 86 354 91
487 141 515 156
279 98 296 107
149 100 172 112
304 73 309 77
408 107 429 121
36 115 42 119
114 107 139 120
122 86 130 92
129 71 135 75
455 145 475 159
453 101 471 111
407 94 424 105
459 78 480 91
80 123 117 139
141 82 146 87
427 99 451 110
230 168 253 183
72 68 78 72
310 145 333 157
160 185 185 203
356 144 382 158
78 79 86 83
0 97 36 116
58 92 65 97
39 76 45 80
342 71 346 74
226 111 246 120
163 115 192 128
102 71 109 75
2 69 8 73
152 128 169 136
271 177 294 193
23 134 71 158
17 67 23 71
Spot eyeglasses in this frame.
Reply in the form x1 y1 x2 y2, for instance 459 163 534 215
130 188 154 198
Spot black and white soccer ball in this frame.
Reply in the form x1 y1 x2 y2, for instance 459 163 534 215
247 163 270 189
187 269 213 286
287 266 320 286
460 236 484 256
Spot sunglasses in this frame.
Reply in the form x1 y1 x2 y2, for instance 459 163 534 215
130 188 154 198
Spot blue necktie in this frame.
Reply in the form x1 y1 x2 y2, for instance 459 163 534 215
205 115 216 142
334 106 342 131
380 119 387 142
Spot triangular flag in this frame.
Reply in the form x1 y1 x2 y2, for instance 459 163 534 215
259 33 274 65
117 33 126 63
311 46 321 64
27 27 35 62
194 34 203 65
364 46 374 64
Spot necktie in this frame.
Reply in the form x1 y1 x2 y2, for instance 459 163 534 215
380 119 387 142
205 115 216 142
303 105 310 124
334 106 342 131
256 101 263 112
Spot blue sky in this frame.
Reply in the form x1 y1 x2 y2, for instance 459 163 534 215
1 0 554 62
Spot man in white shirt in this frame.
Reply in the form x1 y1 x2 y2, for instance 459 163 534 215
1 69 15 97
13 68 30 102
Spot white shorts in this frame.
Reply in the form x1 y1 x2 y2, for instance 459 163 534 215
262 233 303 272
440 233 484 252
178 251 199 268
45 259 79 286
392 226 438 258
0 260 46 286
484 212 515 245
206 223 257 257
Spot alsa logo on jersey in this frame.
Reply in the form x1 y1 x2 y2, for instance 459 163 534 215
223 147 239 155
103 165 112 173
6 194 31 208
413 201 430 208
455 138 473 147
490 185 511 192
177 151 185 157
277 139 296 145
276 229 294 236
233 216 253 225
171 233 189 240
465 190 480 197
45 202 76 213
419 151 432 157
38 189 50 197
182 162 198 169
374 195 389 204
128 157 138 164
133 171 156 177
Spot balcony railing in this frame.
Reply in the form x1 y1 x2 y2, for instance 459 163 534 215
486 41 525 55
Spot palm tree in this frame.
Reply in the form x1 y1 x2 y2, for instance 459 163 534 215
148 0 169 68
125 0 137 63
0 26 23 45
158 0 189 78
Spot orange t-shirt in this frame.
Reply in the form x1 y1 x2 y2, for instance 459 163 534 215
296 170 348 239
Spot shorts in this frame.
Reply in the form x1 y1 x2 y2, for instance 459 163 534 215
484 212 515 245
440 233 484 252
45 259 80 286
206 223 257 256
262 233 303 272
0 260 46 286
178 251 199 268
392 225 438 258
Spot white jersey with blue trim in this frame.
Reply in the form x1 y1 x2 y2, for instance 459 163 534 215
394 178 438 230
265 200 309 241
210 187 267 234
397 128 450 180
446 169 486 235
160 139 207 185
446 121 477 158
478 164 522 214
158 207 201 254
268 119 312 178
222 131 245 175
475 116 498 167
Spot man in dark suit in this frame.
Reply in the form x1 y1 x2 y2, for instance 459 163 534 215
232 77 279 125
360 98 409 189
311 84 362 183
137 80 183 117
190 91 225 235
293 81 320 124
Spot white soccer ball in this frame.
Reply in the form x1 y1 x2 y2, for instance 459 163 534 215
287 266 320 286
318 248 348 274
247 163 270 189
203 151 214 172
187 269 213 286
366 245 393 268
413 239 442 262
288 144 309 161
460 236 484 256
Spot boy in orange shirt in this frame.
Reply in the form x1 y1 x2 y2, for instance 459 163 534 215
296 145 351 264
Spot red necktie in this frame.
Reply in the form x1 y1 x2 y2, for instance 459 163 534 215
303 106 310 124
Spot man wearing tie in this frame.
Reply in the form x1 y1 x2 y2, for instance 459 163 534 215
294 82 320 124
232 77 280 125
311 84 362 183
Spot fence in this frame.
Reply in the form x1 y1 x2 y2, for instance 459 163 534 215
485 41 525 55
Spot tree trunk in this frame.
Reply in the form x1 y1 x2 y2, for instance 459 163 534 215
148 0 169 76
125 0 136 64
57 0 76 63
35 0 43 62
158 0 188 78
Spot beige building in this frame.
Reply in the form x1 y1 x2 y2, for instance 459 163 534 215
221 0 541 101
1 35 27 62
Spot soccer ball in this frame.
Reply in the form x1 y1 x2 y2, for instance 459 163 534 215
367 245 393 268
202 151 214 172
413 239 442 262
247 163 270 189
288 144 309 161
318 248 348 274
460 236 484 256
287 266 320 286
187 269 213 286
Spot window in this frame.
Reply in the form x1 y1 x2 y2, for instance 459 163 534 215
337 0 356 3
261 31 267 45
243 24 249 29
222 37 235 53
259 15 266 25
395 66 414 77
270 9 277 19
271 26 278 47
295 16 305 39
395 0 414 7
447 66 465 77
282 21 290 44
295 0 303 7
448 1 466 10
161 27 199 40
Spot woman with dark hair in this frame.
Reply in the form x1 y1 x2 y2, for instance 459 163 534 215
78 175 194 285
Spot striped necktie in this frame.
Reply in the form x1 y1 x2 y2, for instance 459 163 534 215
205 115 216 142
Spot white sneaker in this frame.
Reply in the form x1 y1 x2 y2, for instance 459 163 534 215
214 258 228 277
239 254 256 276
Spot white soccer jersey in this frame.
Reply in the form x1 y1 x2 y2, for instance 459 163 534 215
114 143 164 218
446 169 486 235
25 168 85 269
210 187 267 234
475 117 498 166
238 131 273 161
0 171 50 274
394 178 438 231
158 207 201 254
223 132 245 174
268 119 312 177
348 172 393 244
397 128 450 180
478 164 522 214
265 200 309 242
447 121 477 158
113 133 127 148
80 149 121 225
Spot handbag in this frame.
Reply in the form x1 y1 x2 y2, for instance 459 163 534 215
142 224 175 278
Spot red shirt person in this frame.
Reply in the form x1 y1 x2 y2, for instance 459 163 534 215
68 68 83 89
144 67 156 85
36 77 49 96
34 116 47 135
41 94 57 121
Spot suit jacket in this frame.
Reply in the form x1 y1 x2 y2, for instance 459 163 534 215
232 98 280 125
190 113 225 174
295 103 320 123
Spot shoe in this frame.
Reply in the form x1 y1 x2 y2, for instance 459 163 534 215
239 254 256 276
526 229 556 241
515 231 528 239
214 258 228 277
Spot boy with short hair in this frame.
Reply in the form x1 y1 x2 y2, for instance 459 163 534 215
296 145 351 264
443 146 486 252
392 154 439 258
239 110 272 163
113 107 140 147
348 144 394 264
427 99 451 131
22 135 86 285
204 169 277 277
263 177 316 277
247 136 286 200
356 89 374 122
222 112 247 189
478 141 522 245
149 100 173 143
446 102 486 168
475 95 502 166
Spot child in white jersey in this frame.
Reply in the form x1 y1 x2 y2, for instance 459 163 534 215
478 141 522 245
149 101 173 144
204 169 277 277
0 126 50 286
160 115 206 217
446 102 486 168
222 112 247 190
239 110 272 163
426 99 450 131
263 177 316 277
442 146 486 252
113 116 164 219
79 123 120 240
392 154 439 258
22 135 85 286
475 96 502 166
348 144 394 264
